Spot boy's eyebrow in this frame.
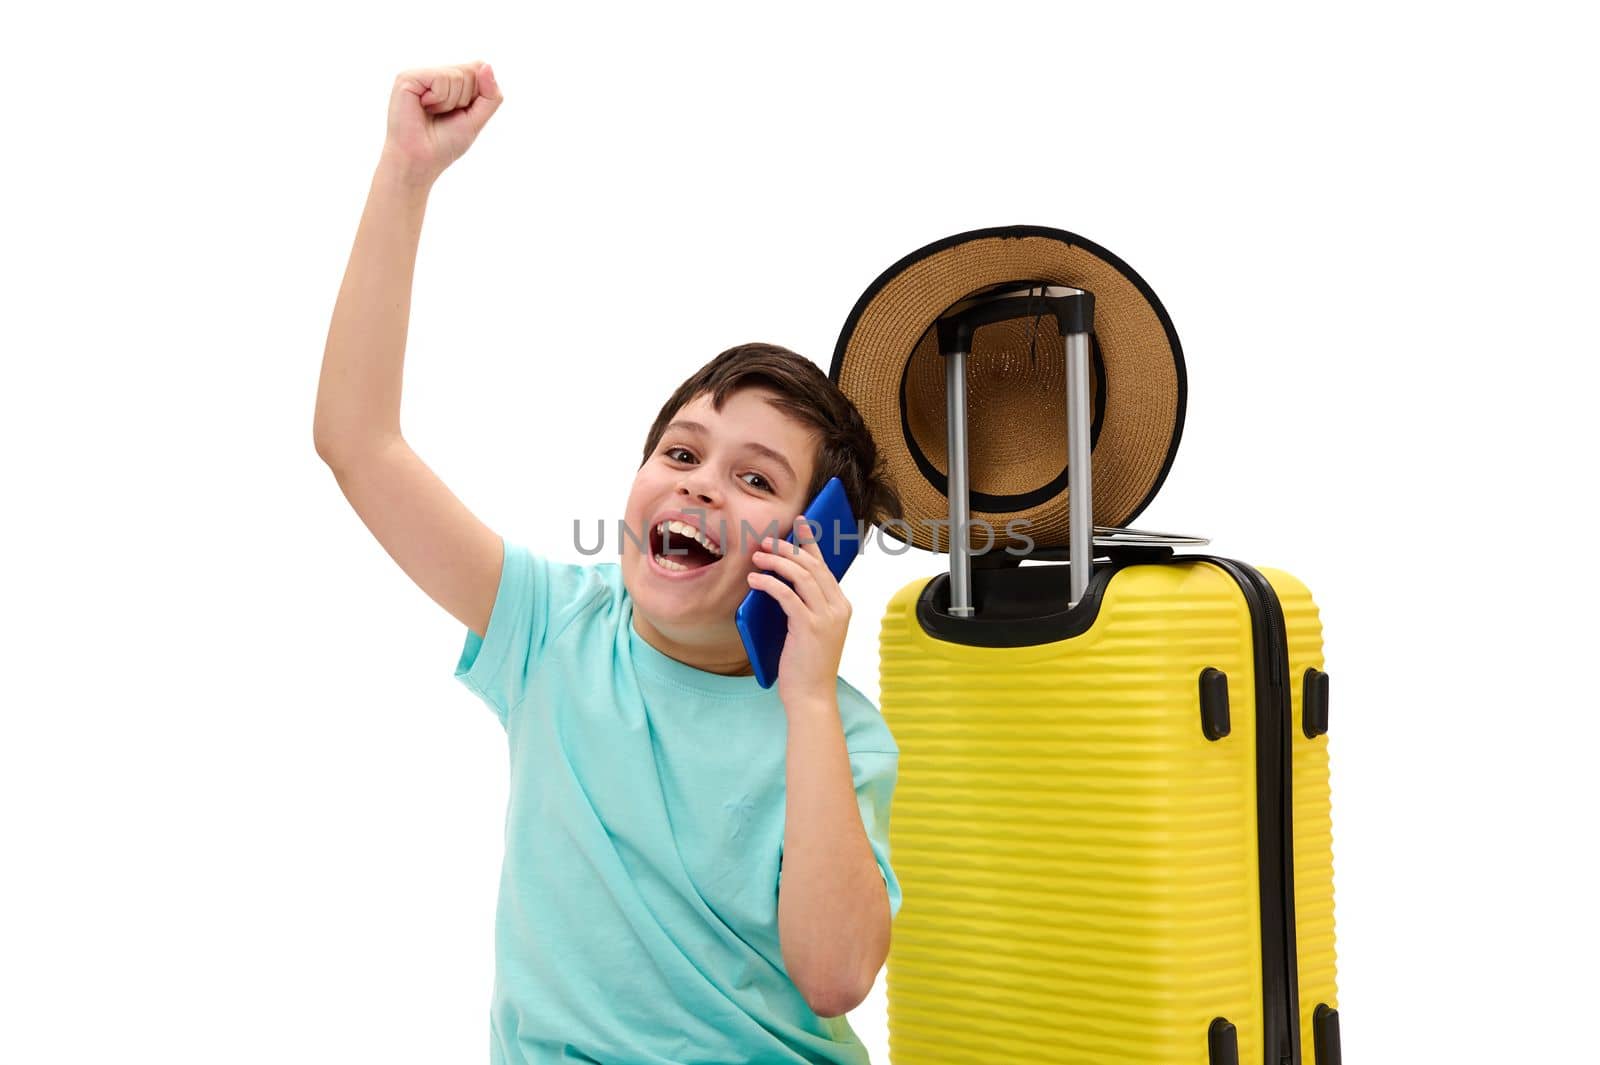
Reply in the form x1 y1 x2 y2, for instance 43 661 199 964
664 420 797 482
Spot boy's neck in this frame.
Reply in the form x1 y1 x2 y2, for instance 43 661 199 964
631 611 756 677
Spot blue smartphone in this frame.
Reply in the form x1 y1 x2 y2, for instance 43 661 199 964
736 477 861 689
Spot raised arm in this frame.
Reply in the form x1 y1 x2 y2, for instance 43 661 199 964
314 62 508 639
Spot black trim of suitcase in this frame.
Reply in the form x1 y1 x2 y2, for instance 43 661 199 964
1192 555 1304 1065
911 554 1306 1065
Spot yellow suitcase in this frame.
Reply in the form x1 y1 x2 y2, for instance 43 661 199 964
858 281 1339 1063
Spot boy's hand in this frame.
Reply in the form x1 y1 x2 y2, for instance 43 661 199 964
381 61 502 187
748 513 853 710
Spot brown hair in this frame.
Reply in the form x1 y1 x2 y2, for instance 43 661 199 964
639 342 904 529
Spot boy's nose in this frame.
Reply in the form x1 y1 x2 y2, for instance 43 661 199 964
677 474 718 505
680 490 712 507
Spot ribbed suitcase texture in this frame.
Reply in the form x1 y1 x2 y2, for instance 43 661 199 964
1268 567 1339 1065
879 559 1337 1064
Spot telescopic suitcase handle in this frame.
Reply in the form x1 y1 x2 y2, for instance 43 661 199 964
934 284 1098 614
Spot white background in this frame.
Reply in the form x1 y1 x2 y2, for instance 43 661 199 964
4 2 1596 1062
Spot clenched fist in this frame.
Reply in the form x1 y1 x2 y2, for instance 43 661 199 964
381 61 503 187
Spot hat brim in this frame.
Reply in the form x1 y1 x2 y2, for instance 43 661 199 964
830 225 1187 553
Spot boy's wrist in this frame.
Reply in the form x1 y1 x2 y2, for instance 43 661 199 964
373 149 439 195
781 689 837 721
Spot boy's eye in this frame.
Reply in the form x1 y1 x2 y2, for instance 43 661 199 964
664 447 774 493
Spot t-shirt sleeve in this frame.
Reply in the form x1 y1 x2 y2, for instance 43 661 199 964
850 749 904 921
451 536 604 727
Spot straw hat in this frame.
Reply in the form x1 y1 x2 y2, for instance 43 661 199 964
829 225 1186 554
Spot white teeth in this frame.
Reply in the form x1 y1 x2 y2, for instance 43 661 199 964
656 519 723 557
654 554 690 571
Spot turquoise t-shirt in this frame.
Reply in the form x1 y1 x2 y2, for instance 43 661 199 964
453 536 903 1065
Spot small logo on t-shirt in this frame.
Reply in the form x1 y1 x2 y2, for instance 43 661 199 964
723 795 756 839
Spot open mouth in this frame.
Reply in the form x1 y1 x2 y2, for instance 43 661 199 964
649 519 725 572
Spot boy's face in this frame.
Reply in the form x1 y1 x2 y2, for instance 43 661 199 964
622 387 819 667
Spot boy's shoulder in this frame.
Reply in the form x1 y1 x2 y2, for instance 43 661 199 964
835 674 898 755
835 674 873 712
536 552 625 606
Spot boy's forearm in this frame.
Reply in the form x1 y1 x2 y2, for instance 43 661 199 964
314 155 434 460
777 695 891 1018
